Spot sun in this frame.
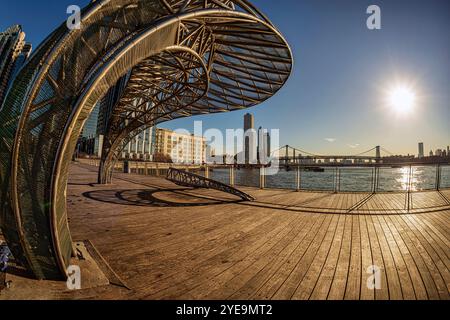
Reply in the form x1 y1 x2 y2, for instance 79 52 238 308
388 86 416 114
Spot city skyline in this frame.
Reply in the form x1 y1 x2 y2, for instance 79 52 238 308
1 0 448 156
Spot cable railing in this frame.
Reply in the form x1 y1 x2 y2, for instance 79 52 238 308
78 158 450 193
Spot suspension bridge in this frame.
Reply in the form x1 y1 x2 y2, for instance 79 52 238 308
272 145 397 166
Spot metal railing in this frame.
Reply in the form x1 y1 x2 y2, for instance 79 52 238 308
78 159 450 193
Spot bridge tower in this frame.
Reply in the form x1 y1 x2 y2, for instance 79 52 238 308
376 146 381 163
285 145 289 165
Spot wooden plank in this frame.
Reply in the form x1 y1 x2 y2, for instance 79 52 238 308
290 214 342 299
251 214 328 299
386 215 440 299
365 215 391 299
329 214 354 300
15 163 446 300
309 214 348 300
358 215 375 300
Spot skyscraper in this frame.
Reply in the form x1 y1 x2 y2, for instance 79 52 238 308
264 131 271 158
96 74 130 136
79 73 158 160
0 25 32 107
418 142 424 158
257 126 271 164
257 126 263 161
244 113 255 164
82 103 100 139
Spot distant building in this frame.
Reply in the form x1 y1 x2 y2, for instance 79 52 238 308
121 127 156 161
155 128 206 164
77 103 100 156
257 126 271 163
0 25 32 107
435 149 443 157
244 113 255 164
447 146 450 157
264 131 271 158
82 103 100 139
429 150 434 157
96 74 130 136
78 72 158 160
418 142 424 159
244 113 254 133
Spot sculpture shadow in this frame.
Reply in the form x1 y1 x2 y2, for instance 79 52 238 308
82 188 243 207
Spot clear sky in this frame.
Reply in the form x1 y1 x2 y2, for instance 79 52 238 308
1 0 449 156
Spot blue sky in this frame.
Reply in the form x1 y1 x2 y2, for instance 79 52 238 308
1 0 449 155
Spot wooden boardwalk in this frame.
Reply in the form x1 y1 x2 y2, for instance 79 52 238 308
4 163 450 300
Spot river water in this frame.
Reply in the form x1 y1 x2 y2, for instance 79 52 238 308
208 165 450 192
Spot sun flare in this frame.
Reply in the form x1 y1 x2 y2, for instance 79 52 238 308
388 86 416 114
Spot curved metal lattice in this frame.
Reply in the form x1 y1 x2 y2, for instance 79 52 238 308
0 0 292 279
167 168 255 201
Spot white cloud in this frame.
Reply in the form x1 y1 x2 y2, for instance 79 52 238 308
348 143 360 149
324 138 336 143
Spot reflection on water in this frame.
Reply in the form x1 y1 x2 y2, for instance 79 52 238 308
399 167 410 191
209 166 449 192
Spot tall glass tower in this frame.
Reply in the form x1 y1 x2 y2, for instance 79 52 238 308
244 113 255 164
0 25 32 107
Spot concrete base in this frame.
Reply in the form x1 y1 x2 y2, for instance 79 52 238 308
0 240 127 300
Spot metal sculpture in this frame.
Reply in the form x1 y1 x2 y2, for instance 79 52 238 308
166 168 255 201
0 0 292 279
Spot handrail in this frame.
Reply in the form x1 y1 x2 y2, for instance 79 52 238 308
166 168 255 201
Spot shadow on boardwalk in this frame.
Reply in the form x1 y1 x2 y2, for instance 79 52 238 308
83 188 244 208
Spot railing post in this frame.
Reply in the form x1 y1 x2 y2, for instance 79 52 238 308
334 167 338 193
205 165 209 179
374 167 379 193
405 165 412 211
370 167 374 193
337 168 341 193
229 166 235 186
259 167 265 189
296 166 301 191
436 164 440 191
